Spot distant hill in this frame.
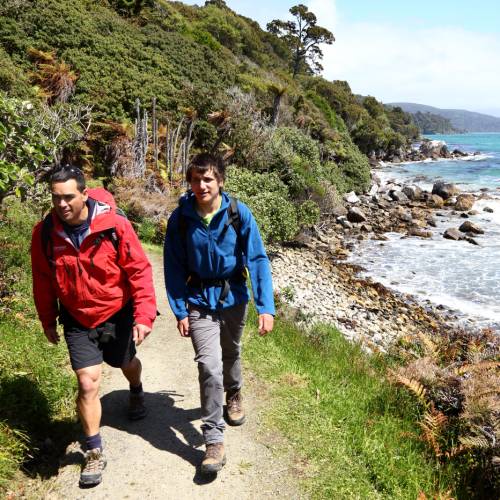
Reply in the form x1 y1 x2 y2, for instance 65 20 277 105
389 103 500 132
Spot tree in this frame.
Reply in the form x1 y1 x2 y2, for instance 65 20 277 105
267 4 334 77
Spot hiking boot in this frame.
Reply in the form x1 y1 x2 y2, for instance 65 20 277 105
128 392 147 420
226 389 246 426
79 448 106 487
201 443 226 474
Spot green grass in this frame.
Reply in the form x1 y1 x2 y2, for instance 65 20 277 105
243 307 458 499
0 200 77 492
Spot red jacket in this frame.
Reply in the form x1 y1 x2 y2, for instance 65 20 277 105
31 188 157 330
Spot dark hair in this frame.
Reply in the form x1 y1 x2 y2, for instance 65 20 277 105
50 165 86 192
186 153 225 183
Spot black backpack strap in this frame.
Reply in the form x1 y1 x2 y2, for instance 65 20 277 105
224 196 242 251
41 213 55 268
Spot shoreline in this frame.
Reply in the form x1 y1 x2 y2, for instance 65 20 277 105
270 151 499 351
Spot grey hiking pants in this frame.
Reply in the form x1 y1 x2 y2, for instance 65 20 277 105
188 303 248 445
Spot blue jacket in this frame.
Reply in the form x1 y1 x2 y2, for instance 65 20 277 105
163 191 275 320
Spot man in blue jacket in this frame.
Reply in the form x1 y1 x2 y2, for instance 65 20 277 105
164 153 274 474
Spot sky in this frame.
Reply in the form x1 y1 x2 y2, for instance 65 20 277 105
181 1 500 116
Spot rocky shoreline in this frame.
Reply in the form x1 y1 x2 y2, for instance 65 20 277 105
269 142 495 351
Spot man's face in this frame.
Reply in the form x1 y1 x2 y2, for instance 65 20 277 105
51 179 88 225
190 168 223 207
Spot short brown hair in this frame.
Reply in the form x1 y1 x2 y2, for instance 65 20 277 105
186 153 225 183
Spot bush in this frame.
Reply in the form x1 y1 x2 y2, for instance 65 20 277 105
262 126 323 196
225 166 299 242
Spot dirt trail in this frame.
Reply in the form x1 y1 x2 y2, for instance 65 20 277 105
48 251 299 499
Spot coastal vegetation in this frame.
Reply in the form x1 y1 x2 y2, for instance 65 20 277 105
391 102 500 133
410 110 461 135
0 0 498 497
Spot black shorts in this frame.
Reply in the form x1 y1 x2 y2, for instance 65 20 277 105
61 302 136 371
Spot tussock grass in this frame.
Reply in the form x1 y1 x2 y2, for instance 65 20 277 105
0 200 77 492
244 308 458 499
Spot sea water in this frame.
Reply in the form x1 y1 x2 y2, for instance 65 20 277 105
348 133 500 330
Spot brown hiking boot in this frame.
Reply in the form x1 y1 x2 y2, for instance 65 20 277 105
201 443 226 474
128 392 147 420
79 448 107 487
226 389 246 426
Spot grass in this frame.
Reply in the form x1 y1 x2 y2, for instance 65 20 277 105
243 306 459 499
0 199 77 492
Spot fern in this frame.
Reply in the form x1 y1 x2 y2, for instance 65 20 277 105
419 407 448 457
393 372 428 407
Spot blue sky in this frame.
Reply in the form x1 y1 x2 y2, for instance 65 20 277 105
182 1 500 115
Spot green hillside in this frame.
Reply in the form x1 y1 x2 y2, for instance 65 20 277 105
390 102 500 132
0 0 419 209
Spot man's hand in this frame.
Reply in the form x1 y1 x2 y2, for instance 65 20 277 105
44 325 59 344
177 317 190 337
258 313 274 336
133 323 152 346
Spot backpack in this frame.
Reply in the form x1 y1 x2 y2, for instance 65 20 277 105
41 188 126 269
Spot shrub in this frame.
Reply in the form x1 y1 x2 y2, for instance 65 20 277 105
225 166 299 242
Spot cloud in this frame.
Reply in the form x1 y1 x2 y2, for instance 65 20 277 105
319 21 500 111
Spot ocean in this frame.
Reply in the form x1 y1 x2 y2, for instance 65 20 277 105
348 133 500 330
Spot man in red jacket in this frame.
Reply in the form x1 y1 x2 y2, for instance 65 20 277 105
31 165 157 487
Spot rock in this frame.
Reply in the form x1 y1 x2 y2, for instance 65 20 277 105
432 181 460 200
443 228 462 240
360 224 373 232
389 190 409 203
347 207 367 223
344 191 360 204
465 237 480 246
468 210 479 215
427 218 437 227
332 206 348 217
459 213 469 218
420 139 447 157
402 185 423 201
339 218 353 229
483 206 494 213
459 221 484 234
427 194 444 208
368 184 379 196
452 148 467 157
455 193 475 211
408 228 432 238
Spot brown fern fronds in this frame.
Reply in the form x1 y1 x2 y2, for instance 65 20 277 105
418 333 439 359
420 408 448 457
393 372 428 406
456 360 500 375
459 435 490 450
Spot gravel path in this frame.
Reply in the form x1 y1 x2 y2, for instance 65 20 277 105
48 251 299 499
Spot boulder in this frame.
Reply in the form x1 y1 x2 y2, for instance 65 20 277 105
347 207 367 223
443 228 462 241
332 206 348 217
432 181 460 200
344 191 360 204
455 193 475 211
408 228 432 238
459 221 484 234
452 148 467 157
389 190 409 203
483 206 494 213
427 194 444 208
402 185 423 201
420 139 447 157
